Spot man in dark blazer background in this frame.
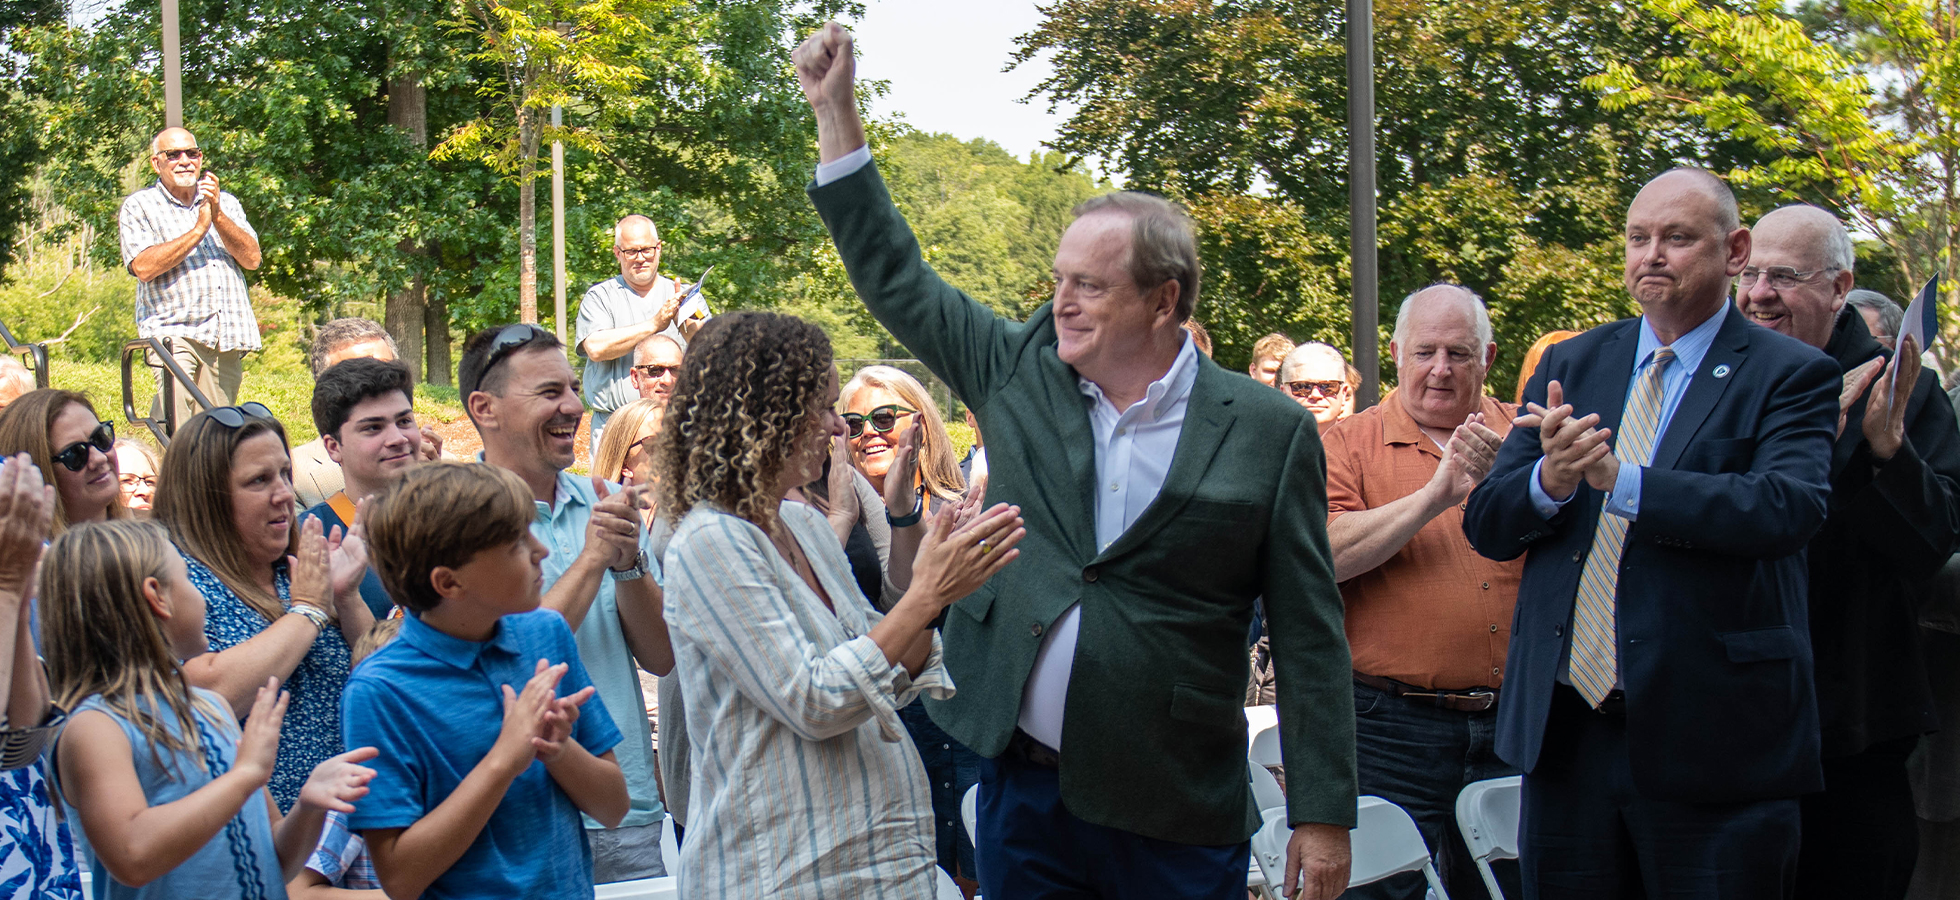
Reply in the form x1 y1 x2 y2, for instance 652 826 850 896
1463 169 1840 896
1736 204 1960 898
793 22 1357 900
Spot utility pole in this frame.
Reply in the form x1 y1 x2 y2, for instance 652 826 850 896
1347 0 1380 410
162 0 182 126
551 103 566 343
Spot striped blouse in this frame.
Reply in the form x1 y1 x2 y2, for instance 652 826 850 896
663 500 951 900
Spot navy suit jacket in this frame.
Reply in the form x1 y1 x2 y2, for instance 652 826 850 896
1462 305 1838 802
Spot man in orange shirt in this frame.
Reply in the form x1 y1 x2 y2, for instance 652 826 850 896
1321 284 1523 900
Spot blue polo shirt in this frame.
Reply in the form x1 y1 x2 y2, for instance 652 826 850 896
342 608 622 900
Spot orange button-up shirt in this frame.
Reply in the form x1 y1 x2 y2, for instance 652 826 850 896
1322 391 1524 690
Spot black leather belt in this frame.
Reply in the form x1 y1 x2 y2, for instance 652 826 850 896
1005 729 1061 768
1354 672 1498 713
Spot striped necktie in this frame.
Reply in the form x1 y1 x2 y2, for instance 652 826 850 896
1570 347 1675 707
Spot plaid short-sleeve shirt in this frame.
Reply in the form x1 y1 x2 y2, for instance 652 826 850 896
118 180 261 351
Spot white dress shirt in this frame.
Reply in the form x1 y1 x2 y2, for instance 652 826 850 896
1016 337 1201 749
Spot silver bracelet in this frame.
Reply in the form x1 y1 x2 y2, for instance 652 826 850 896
289 603 333 633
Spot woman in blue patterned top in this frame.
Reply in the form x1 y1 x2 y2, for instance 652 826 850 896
153 404 375 811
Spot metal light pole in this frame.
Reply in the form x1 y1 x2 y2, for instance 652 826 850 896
162 0 182 126
551 103 567 343
1347 0 1380 410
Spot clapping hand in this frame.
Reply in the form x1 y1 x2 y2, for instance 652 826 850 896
587 476 645 570
534 683 596 764
1426 412 1504 510
1862 334 1921 460
882 420 924 522
298 746 379 814
325 500 370 606
288 517 335 621
1516 380 1615 499
907 503 1025 610
0 454 53 601
493 660 568 774
233 678 291 787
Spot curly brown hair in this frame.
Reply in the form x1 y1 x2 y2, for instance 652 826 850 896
653 312 833 531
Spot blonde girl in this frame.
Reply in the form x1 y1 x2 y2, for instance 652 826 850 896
46 520 377 899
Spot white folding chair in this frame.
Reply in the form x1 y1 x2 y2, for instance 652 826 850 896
1254 797 1449 898
593 875 679 899
1246 761 1288 896
660 813 681 879
1245 705 1281 768
961 782 979 847
936 866 965 900
1455 775 1522 900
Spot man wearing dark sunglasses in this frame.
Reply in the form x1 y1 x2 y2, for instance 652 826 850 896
798 25 1354 900
627 333 684 408
119 126 263 428
575 214 699 452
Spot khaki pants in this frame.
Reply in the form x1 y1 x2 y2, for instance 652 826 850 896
148 337 244 430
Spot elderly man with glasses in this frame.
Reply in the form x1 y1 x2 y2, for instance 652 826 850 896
1737 204 1960 899
575 214 698 451
119 126 262 430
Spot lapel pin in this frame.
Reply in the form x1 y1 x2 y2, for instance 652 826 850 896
1712 364 1731 379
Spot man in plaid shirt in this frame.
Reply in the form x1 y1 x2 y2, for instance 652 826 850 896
118 126 262 428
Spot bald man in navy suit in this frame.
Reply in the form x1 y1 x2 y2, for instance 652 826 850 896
1463 169 1839 898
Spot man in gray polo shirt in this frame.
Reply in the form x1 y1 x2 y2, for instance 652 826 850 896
575 214 694 451
119 126 262 428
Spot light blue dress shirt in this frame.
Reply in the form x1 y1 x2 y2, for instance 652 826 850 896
1530 308 1727 520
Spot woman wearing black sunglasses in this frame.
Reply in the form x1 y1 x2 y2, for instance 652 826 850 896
0 390 128 533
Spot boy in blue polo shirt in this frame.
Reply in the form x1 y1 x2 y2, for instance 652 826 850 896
343 462 629 899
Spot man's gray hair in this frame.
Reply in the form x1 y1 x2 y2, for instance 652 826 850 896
1846 289 1904 339
1071 192 1201 322
1393 283 1493 348
613 214 657 247
310 317 397 376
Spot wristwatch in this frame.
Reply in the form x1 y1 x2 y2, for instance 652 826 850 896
609 549 650 582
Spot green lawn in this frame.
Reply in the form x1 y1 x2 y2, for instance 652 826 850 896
53 358 467 447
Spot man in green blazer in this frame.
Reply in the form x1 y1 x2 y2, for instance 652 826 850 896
795 23 1357 899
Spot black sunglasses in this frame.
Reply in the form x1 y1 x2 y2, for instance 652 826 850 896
478 324 553 389
843 404 915 438
632 364 680 379
205 402 276 429
51 422 115 472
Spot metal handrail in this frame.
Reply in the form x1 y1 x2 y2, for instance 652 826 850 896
121 337 214 445
0 320 51 390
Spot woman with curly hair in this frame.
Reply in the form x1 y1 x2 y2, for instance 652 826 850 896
655 311 1025 899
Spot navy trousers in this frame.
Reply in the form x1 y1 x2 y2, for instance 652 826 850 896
975 751 1250 900
1521 685 1801 899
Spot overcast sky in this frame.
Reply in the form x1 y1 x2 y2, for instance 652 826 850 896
848 0 1072 161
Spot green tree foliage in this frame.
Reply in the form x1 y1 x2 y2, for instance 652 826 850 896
881 132 1105 324
1588 0 1960 367
1016 0 1753 393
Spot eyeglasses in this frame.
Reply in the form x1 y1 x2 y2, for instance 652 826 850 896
119 473 157 489
156 148 202 162
843 404 915 437
1738 265 1840 290
204 402 276 429
477 324 552 390
51 422 114 472
632 364 680 379
1285 380 1348 399
616 243 662 259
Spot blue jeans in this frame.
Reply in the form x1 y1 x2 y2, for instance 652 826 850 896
1345 679 1521 900
902 702 981 879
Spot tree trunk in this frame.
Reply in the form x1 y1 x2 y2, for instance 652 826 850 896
426 289 452 385
385 70 429 379
518 104 540 324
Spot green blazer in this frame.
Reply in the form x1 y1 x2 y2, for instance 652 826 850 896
809 163 1356 843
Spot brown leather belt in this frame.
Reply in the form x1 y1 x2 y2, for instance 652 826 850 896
1005 729 1061 768
1354 672 1498 713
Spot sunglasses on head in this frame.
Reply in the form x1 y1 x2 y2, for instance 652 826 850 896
478 324 553 388
844 404 915 438
51 422 115 472
205 402 276 429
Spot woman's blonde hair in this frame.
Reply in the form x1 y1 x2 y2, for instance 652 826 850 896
153 409 296 624
653 312 833 531
839 366 965 504
592 398 665 484
43 520 228 776
0 390 128 534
